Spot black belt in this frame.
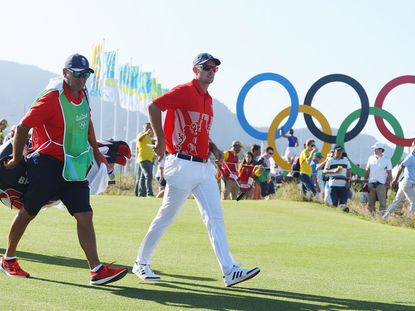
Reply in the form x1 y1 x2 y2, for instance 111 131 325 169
174 153 207 163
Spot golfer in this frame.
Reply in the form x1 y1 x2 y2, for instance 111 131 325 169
133 53 260 287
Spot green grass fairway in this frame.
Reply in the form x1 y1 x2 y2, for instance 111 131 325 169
1 196 414 311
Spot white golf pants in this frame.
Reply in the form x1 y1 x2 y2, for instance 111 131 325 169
386 178 415 215
136 155 237 275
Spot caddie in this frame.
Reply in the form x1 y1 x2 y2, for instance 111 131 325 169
0 53 127 285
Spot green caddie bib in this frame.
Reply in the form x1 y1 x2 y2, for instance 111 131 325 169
35 79 92 181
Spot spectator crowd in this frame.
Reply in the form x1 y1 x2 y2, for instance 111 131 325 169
4 114 411 220
132 124 414 220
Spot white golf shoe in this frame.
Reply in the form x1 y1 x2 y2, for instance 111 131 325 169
132 262 160 281
382 211 390 220
223 265 260 287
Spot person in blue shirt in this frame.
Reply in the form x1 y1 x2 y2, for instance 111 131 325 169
310 152 323 194
281 128 299 164
383 140 415 219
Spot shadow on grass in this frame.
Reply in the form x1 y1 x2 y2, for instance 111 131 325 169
158 271 216 282
2 249 414 310
0 248 216 283
26 274 415 311
151 280 415 311
0 248 126 270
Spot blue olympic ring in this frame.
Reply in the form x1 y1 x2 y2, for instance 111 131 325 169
236 73 299 141
303 74 370 144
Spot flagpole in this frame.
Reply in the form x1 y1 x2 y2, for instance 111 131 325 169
123 63 131 176
134 104 140 173
100 90 104 139
136 65 143 142
125 100 130 146
136 103 140 141
135 64 144 172
99 38 105 140
125 58 132 156
113 48 119 140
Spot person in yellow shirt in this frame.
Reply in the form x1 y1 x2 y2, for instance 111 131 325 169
135 123 155 197
299 138 317 196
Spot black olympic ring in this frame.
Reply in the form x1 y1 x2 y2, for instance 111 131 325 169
303 74 370 144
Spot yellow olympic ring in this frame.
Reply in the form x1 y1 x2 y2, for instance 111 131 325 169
267 105 332 171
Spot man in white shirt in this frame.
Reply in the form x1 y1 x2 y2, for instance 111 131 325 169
365 142 392 215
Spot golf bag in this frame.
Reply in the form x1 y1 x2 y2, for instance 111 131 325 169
0 138 131 210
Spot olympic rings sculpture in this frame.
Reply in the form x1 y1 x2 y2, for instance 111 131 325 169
336 107 404 177
267 105 332 172
236 73 415 177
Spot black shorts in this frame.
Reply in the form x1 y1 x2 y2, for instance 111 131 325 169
23 153 92 216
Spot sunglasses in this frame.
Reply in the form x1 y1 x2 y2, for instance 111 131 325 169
198 64 219 72
68 69 91 79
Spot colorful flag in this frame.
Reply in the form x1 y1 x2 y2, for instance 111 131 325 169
118 64 141 111
150 78 158 99
90 43 103 96
118 63 130 110
118 63 130 93
138 72 152 100
156 82 163 97
101 51 117 102
128 66 139 95
128 66 140 111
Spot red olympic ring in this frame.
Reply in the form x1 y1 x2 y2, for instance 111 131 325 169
374 75 415 146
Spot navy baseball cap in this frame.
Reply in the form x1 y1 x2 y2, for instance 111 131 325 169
193 53 221 66
64 53 94 73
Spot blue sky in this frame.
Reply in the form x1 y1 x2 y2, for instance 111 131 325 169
1 0 415 146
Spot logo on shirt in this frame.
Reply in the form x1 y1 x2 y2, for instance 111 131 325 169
189 122 202 135
76 113 88 129
75 113 89 130
172 110 212 157
78 120 88 129
76 113 88 122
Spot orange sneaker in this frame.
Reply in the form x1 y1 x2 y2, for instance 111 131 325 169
0 256 30 278
90 263 128 285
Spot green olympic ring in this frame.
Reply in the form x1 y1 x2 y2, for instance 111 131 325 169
336 107 404 177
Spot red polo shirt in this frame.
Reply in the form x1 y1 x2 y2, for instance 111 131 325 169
153 79 213 159
21 82 86 161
